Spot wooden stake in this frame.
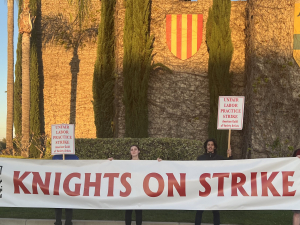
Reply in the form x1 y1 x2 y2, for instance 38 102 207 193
227 129 231 158
63 154 65 160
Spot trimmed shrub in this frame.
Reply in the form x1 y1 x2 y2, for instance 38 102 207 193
123 0 153 138
14 2 23 139
29 0 41 158
74 138 204 160
93 0 116 138
29 42 41 158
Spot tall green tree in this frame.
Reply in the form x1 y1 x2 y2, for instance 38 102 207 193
6 0 14 151
14 34 22 141
123 0 153 138
29 43 40 158
93 0 116 138
29 0 41 158
206 0 233 156
14 0 23 146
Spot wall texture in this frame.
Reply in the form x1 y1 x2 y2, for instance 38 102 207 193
113 0 246 157
244 0 300 158
41 0 300 158
41 0 101 138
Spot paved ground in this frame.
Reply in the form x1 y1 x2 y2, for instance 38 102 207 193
0 219 239 225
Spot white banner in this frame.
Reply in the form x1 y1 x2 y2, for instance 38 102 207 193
0 157 300 210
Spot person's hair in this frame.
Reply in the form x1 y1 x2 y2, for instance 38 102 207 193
130 145 141 159
203 138 217 153
292 149 300 157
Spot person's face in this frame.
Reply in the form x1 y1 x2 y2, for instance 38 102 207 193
130 146 140 157
206 141 216 153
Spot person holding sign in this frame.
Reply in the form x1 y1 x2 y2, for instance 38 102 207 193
52 154 79 225
195 138 232 225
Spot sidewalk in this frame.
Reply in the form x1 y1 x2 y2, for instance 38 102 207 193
0 219 239 225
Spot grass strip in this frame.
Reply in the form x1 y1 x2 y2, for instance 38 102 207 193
0 208 293 225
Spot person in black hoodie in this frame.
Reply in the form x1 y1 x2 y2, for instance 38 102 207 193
195 138 232 225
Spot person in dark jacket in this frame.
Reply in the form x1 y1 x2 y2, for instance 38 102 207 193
195 138 232 225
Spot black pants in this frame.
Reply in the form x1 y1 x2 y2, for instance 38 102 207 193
195 210 220 225
54 208 73 225
125 210 142 225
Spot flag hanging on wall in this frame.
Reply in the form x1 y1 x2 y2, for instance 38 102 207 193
294 3 300 67
166 14 203 60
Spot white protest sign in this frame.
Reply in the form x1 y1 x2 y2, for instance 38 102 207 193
217 96 245 130
51 124 75 155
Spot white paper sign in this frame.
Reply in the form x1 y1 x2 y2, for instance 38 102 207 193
51 124 75 155
217 96 245 130
0 157 300 210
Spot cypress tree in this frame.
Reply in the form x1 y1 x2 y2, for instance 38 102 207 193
29 41 40 158
29 0 41 157
14 34 22 141
123 0 153 138
93 0 116 138
14 0 23 143
206 0 233 156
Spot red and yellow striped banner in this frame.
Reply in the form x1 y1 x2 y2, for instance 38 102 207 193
294 3 300 67
166 14 203 60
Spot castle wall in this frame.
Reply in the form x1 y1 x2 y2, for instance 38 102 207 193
41 0 247 157
41 0 101 138
244 0 300 158
115 0 246 157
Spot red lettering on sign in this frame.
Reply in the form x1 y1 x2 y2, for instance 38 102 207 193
103 173 119 197
120 173 132 197
63 173 81 196
143 173 164 197
32 172 51 195
213 173 230 196
251 172 258 196
166 173 186 197
53 172 62 195
282 171 296 196
83 173 102 196
231 173 249 196
199 173 211 197
13 171 31 194
261 172 280 196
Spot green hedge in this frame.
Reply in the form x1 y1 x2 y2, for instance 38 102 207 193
74 138 204 160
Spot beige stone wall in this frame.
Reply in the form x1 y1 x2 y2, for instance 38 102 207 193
41 0 101 138
244 0 300 158
42 0 246 157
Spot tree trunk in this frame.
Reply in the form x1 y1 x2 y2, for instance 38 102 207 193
21 33 31 157
19 0 32 157
6 0 14 151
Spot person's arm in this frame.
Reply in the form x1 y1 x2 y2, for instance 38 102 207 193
108 157 114 161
